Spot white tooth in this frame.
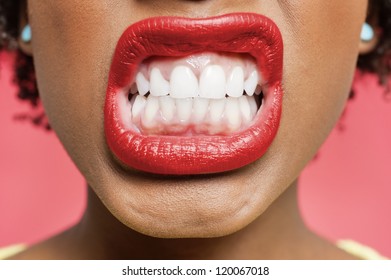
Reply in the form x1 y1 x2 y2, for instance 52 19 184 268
226 66 244 98
136 72 150 96
244 71 258 96
159 96 176 122
199 65 226 99
238 95 251 123
130 83 138 94
150 68 170 97
255 85 262 95
176 98 193 123
142 96 159 127
119 93 132 127
247 96 258 118
170 66 199 98
193 98 209 123
132 95 147 119
225 98 241 131
209 98 226 124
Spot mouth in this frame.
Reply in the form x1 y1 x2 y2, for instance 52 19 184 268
105 13 283 175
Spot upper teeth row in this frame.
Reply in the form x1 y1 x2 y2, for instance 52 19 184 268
132 65 262 99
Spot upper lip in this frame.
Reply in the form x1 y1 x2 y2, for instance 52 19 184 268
105 13 284 175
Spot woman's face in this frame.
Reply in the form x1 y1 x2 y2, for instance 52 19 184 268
26 0 367 237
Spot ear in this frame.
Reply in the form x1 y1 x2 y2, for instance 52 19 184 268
18 2 33 56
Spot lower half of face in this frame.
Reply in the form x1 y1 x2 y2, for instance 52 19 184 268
28 0 367 238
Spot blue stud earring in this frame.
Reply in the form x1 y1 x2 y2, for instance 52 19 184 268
360 22 374 42
21 24 32 43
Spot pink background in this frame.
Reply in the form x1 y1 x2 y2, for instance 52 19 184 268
1 52 390 257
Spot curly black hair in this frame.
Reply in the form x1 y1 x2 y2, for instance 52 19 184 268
0 1 46 127
358 0 391 86
0 0 390 128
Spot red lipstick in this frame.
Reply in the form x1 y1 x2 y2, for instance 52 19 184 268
105 13 283 175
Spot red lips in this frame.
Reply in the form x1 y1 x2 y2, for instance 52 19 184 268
105 13 283 175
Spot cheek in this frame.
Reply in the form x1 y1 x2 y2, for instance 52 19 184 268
277 0 366 155
255 0 368 183
286 0 366 97
287 0 366 98
27 1 132 176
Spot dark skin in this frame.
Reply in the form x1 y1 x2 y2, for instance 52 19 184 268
10 183 355 259
5 0 382 259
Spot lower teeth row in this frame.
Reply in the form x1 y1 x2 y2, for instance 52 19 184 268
122 93 262 135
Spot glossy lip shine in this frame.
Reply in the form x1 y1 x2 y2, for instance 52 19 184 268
105 13 284 175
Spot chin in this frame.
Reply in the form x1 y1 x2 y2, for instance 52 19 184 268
118 208 258 239
98 173 269 238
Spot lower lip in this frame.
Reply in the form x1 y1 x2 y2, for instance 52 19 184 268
105 13 284 175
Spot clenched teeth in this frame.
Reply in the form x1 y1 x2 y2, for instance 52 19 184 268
121 53 265 135
124 94 261 135
134 64 261 99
